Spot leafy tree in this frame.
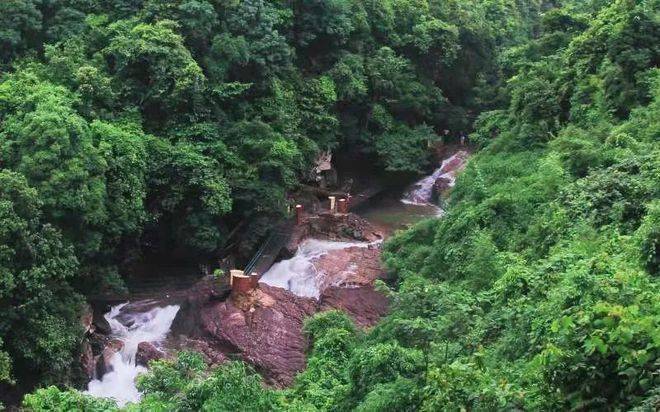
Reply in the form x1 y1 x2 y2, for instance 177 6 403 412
135 352 280 411
0 0 41 64
0 76 108 260
103 19 207 126
0 170 84 389
292 0 362 69
374 124 433 173
145 137 232 255
23 386 118 412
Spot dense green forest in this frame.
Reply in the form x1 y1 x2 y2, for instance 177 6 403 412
1 0 659 410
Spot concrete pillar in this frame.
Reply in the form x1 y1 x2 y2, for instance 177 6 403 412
229 269 244 286
337 198 348 214
328 196 336 213
250 272 259 288
295 204 303 225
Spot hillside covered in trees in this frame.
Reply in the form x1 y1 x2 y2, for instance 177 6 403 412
1 0 659 410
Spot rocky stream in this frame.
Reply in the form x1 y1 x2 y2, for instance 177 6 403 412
82 148 469 405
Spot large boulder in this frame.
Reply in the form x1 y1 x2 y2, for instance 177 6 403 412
320 286 389 328
200 284 317 386
171 275 231 337
313 243 383 293
81 304 94 335
80 340 96 379
168 337 229 366
168 212 389 387
92 305 112 336
136 342 164 367
432 176 453 201
284 212 382 256
96 339 124 377
308 212 382 243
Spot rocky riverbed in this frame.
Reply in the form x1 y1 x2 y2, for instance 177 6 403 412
168 211 389 386
84 147 470 402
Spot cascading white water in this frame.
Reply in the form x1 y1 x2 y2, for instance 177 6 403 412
402 151 467 206
260 239 369 299
86 303 180 406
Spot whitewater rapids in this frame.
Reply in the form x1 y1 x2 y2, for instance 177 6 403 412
402 151 468 208
86 303 179 406
260 239 373 299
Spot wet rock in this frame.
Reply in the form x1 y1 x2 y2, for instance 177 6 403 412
439 150 469 173
169 337 229 366
171 275 231 337
94 318 112 335
432 176 453 200
92 306 112 336
320 286 389 328
88 332 110 357
81 304 94 335
97 339 123 377
307 212 382 243
136 342 164 367
80 340 96 379
168 212 388 387
200 284 317 386
284 212 383 257
314 243 383 292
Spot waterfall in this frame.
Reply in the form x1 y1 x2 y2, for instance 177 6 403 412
86 303 180 406
402 151 468 206
260 239 370 299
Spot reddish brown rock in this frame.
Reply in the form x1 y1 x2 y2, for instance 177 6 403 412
286 212 383 255
80 340 96 379
136 342 164 367
169 213 390 388
308 212 383 243
432 176 453 200
320 286 389 328
314 243 383 293
170 337 229 365
97 339 123 377
92 309 112 336
439 150 469 174
81 304 94 335
200 284 317 386
171 275 231 337
435 175 453 191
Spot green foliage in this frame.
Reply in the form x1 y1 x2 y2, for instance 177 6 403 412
375 124 434 173
368 2 660 409
7 0 659 409
0 74 105 257
134 352 279 411
22 386 118 412
0 0 41 64
0 170 84 389
348 342 424 401
103 19 206 124
289 311 358 410
0 338 13 386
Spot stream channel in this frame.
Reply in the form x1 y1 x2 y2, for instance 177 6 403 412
86 150 468 405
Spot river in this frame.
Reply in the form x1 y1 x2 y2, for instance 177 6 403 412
85 149 468 405
86 303 179 405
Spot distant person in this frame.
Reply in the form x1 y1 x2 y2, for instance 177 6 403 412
460 132 466 146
